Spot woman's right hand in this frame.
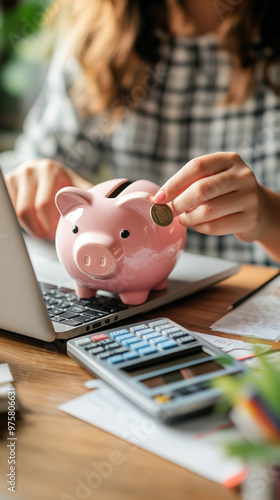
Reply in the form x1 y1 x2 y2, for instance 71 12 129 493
5 159 93 240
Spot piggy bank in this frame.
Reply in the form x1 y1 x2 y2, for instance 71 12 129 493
55 178 186 305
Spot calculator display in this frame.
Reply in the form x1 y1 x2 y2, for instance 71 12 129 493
123 348 210 377
141 360 223 388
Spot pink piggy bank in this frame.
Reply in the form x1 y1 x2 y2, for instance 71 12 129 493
55 178 186 305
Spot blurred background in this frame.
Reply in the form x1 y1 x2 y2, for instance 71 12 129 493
0 0 52 153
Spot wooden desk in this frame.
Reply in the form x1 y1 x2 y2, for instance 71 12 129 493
0 264 279 500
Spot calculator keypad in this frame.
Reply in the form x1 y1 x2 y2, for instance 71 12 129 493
76 319 195 364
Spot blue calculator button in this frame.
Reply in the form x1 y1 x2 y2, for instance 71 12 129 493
149 336 167 345
158 340 178 350
122 337 142 346
107 354 124 364
114 333 134 342
138 346 157 356
110 329 130 338
123 351 140 360
132 341 151 350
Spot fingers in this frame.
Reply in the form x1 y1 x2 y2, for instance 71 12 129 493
153 152 242 210
169 168 238 216
179 191 246 229
190 212 257 237
7 165 47 239
5 160 78 240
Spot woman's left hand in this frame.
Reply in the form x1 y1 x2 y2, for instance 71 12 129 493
153 152 268 243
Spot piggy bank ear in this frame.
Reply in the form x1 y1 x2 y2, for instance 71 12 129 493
55 187 92 216
116 192 153 212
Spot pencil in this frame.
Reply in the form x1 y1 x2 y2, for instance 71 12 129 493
227 271 280 311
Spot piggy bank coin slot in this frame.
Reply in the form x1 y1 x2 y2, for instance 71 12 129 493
107 180 132 198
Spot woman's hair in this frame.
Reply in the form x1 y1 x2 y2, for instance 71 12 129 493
45 0 280 115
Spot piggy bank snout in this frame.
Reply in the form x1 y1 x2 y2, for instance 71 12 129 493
74 234 117 277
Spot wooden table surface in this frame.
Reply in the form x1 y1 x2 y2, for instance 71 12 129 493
0 263 279 500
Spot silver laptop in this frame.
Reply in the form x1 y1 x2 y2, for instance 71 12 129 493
0 168 240 342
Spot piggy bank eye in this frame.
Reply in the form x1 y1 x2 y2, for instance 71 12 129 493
121 230 130 239
72 225 78 234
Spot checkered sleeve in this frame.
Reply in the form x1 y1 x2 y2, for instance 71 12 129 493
1 49 103 182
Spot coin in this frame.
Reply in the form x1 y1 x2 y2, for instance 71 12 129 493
150 203 174 227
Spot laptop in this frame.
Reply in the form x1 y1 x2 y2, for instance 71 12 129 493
0 167 240 343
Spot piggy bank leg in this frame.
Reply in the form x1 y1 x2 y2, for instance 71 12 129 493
75 283 96 299
119 291 150 306
153 278 168 291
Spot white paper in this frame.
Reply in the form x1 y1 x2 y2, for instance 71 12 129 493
210 274 280 341
0 363 13 386
59 380 244 486
196 333 272 360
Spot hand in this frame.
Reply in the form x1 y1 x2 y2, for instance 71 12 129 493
153 152 268 243
5 159 93 240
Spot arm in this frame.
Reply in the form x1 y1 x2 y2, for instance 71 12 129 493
5 159 92 240
3 49 101 240
153 152 280 264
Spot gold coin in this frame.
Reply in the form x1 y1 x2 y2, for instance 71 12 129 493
150 203 174 227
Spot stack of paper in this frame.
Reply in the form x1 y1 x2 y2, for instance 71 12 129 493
0 364 16 413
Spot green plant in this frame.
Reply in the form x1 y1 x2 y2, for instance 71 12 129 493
0 0 50 100
213 350 280 461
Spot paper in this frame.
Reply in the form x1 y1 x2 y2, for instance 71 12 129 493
0 363 16 413
210 274 280 341
0 363 13 385
196 333 272 360
59 379 244 486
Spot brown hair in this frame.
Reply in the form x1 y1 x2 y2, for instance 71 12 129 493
45 0 280 115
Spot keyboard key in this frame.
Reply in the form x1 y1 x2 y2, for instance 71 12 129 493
138 346 157 356
158 340 177 350
61 318 83 326
58 311 78 319
50 307 65 315
107 354 124 364
56 301 71 309
68 305 87 313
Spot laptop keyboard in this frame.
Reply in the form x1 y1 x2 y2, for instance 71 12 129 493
39 283 129 327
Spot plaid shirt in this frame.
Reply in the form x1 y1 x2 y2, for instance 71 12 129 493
3 35 280 265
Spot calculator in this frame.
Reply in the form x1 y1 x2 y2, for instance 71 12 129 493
67 317 246 421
